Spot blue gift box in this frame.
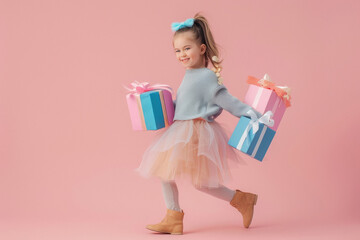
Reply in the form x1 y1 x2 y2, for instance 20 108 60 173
140 91 166 130
228 116 276 161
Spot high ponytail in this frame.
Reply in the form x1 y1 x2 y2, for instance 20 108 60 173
174 13 224 84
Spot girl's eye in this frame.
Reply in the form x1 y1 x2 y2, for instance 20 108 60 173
185 48 190 50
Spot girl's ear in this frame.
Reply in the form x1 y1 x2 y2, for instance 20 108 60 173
200 44 206 55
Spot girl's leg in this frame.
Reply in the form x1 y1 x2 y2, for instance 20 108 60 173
193 184 236 202
193 183 258 228
161 180 182 212
146 180 184 234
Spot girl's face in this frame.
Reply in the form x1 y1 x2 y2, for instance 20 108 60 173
173 31 206 70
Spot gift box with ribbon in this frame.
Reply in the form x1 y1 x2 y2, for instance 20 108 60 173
228 110 275 161
124 81 175 131
244 74 291 131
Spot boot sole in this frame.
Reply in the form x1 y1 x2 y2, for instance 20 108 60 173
146 227 183 235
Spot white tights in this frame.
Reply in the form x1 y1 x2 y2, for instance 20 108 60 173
161 180 236 212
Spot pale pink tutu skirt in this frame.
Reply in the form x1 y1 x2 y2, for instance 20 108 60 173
135 118 246 188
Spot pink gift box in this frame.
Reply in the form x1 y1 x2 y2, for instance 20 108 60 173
126 89 174 131
126 92 145 131
244 84 286 131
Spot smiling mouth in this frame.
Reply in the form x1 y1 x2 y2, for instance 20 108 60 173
181 58 189 62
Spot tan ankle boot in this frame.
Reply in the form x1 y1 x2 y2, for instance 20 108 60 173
230 189 258 228
146 209 184 235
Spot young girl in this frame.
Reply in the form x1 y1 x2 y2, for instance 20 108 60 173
135 13 264 235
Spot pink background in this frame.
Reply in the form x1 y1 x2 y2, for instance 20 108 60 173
1 0 359 239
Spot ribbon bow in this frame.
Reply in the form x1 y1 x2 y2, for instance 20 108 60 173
123 81 173 95
247 74 292 107
247 110 275 134
235 110 275 155
171 18 194 32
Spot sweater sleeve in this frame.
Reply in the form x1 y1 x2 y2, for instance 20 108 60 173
212 85 262 118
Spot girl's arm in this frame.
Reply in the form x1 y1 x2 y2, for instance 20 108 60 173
212 85 262 118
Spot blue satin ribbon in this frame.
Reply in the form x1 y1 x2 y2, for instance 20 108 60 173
171 18 194 32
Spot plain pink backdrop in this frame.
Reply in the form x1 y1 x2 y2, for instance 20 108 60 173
1 0 359 239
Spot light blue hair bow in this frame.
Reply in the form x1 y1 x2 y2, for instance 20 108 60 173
171 18 194 32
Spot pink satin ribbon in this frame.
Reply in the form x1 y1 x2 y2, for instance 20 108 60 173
247 76 291 107
124 81 173 95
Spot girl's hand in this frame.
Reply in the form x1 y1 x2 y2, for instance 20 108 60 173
253 109 262 118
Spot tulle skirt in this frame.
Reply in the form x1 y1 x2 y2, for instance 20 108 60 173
134 118 246 188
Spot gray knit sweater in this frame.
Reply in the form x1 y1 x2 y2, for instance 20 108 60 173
173 67 262 122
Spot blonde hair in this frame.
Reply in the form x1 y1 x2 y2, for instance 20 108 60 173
173 12 224 84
